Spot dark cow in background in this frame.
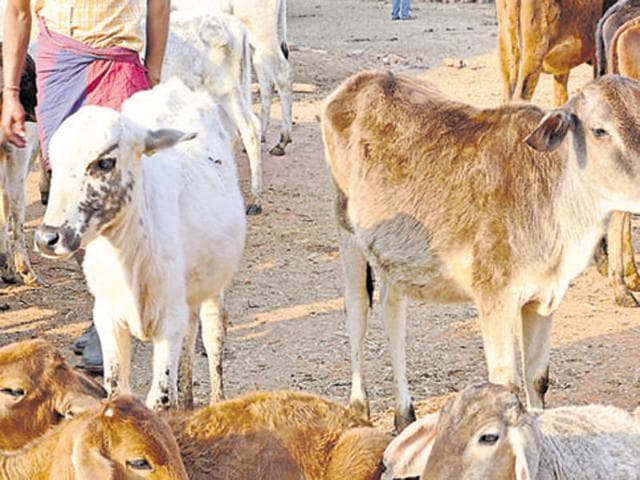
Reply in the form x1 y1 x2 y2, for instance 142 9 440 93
497 0 617 106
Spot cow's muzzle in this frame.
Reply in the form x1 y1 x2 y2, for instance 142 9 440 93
35 224 81 258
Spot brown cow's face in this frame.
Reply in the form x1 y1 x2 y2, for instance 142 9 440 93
526 75 640 215
33 105 193 259
0 339 105 451
69 396 188 479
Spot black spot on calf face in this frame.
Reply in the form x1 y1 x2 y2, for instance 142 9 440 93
78 170 135 233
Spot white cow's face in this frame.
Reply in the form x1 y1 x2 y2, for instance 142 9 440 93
35 105 193 259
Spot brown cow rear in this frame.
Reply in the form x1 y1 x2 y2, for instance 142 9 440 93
497 0 616 105
322 71 640 431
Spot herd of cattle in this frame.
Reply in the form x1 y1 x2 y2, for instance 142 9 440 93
1 0 640 478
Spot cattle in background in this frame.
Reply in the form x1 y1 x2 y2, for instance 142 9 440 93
322 71 640 432
164 11 264 215
219 0 293 157
34 79 246 410
496 0 617 105
0 43 41 286
594 0 640 307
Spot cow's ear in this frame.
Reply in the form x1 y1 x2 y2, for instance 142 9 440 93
525 110 577 152
143 129 197 156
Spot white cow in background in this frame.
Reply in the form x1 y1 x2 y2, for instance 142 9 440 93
164 11 264 215
35 79 246 410
173 0 293 157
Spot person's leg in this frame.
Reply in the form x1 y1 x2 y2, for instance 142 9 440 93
401 0 411 18
391 0 401 19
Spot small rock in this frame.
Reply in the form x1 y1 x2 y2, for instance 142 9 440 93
443 57 467 69
0 303 10 311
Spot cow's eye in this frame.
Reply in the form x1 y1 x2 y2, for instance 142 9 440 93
126 458 152 471
95 157 116 172
0 387 26 399
591 127 608 138
478 433 499 445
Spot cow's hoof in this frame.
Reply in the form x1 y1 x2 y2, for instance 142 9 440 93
625 274 640 292
246 203 263 215
615 291 639 308
394 403 417 433
1 274 19 285
269 144 286 156
22 273 42 287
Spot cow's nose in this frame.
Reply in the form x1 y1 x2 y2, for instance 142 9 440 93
35 226 61 254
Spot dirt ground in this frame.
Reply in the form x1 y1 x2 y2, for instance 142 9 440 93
2 0 639 433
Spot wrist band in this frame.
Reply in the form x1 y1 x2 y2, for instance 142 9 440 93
2 86 20 93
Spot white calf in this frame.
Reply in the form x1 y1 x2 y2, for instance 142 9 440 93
219 0 293 156
34 79 246 410
164 11 264 215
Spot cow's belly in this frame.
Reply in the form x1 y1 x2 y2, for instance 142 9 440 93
354 218 473 303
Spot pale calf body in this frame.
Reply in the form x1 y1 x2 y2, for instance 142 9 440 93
35 79 246 410
322 71 640 431
595 0 640 307
383 384 640 480
164 10 264 214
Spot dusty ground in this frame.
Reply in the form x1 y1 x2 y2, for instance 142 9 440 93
1 0 639 433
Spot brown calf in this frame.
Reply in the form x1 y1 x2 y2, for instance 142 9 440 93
322 71 640 432
0 339 388 480
497 0 616 105
595 0 640 307
0 395 188 479
0 339 105 451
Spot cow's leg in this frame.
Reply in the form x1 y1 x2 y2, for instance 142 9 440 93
228 97 263 215
147 305 188 410
177 309 198 410
478 297 521 395
551 72 570 106
514 4 547 102
6 150 38 286
382 283 415 433
495 0 518 101
622 212 640 291
200 294 226 404
36 150 51 206
254 55 274 145
520 305 552 409
339 228 371 422
0 186 18 284
608 211 638 307
94 304 131 397
270 55 293 157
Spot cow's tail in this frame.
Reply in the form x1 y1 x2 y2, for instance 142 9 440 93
595 5 614 77
366 263 374 308
277 0 289 60
239 27 253 111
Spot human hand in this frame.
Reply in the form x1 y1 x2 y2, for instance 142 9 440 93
1 90 27 147
146 68 161 88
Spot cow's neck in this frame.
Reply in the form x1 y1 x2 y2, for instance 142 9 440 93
548 144 610 284
0 423 65 480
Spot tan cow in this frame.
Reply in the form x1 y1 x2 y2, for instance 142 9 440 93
497 0 616 106
594 0 640 307
322 71 640 432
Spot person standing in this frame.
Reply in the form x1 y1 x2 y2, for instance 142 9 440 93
1 0 170 373
391 0 414 20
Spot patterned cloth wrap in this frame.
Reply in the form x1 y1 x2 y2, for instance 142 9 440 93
35 19 149 166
